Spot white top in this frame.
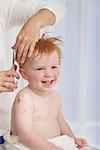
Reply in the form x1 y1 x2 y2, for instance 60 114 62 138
0 0 66 30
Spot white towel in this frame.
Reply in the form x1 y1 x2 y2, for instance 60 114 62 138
49 135 77 150
4 131 77 150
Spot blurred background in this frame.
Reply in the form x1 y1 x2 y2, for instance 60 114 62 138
0 0 100 148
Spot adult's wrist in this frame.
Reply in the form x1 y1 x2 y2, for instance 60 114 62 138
31 8 55 29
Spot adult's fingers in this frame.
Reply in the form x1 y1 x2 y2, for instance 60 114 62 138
14 36 27 63
2 76 16 84
20 41 32 64
13 33 23 51
0 86 14 93
0 70 19 93
2 81 17 89
5 70 20 79
0 80 17 93
28 41 36 58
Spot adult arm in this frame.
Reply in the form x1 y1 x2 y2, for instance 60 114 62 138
4 0 66 28
3 0 66 63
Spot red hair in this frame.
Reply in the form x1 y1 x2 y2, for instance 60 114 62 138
20 35 62 67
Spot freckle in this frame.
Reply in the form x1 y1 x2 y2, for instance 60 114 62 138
17 98 21 103
23 110 26 113
17 94 23 103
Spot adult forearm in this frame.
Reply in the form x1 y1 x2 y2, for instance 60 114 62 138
30 8 56 29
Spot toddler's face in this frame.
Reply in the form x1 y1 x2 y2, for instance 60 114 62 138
24 51 60 93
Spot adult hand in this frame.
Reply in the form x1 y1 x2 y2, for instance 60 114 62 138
0 69 20 93
12 9 55 64
12 17 40 64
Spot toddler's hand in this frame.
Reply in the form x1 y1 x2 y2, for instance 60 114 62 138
75 138 87 148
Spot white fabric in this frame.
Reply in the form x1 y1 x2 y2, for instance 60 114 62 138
0 0 66 30
4 132 77 150
48 135 77 150
0 0 66 130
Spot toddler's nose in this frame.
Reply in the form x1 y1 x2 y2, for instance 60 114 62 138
44 70 52 78
44 73 50 78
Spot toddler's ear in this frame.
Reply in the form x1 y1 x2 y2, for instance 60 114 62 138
19 68 28 80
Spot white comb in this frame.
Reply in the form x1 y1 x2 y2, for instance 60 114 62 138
12 49 18 87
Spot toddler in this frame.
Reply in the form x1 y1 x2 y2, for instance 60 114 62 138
11 35 87 150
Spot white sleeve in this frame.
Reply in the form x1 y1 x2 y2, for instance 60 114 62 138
38 0 67 23
2 0 41 29
2 0 66 29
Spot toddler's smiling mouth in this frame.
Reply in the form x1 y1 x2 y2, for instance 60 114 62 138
42 80 54 86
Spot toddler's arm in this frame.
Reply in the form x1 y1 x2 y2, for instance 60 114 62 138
12 92 62 150
57 95 87 148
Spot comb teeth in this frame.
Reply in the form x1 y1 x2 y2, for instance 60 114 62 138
12 49 16 67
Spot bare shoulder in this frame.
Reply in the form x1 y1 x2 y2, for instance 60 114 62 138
13 86 33 106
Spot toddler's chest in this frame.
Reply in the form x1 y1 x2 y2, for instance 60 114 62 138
33 99 59 120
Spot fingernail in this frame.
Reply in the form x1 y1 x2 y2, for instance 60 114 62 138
21 60 24 64
28 53 32 58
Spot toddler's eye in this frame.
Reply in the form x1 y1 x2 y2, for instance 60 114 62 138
36 68 44 70
51 66 58 69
